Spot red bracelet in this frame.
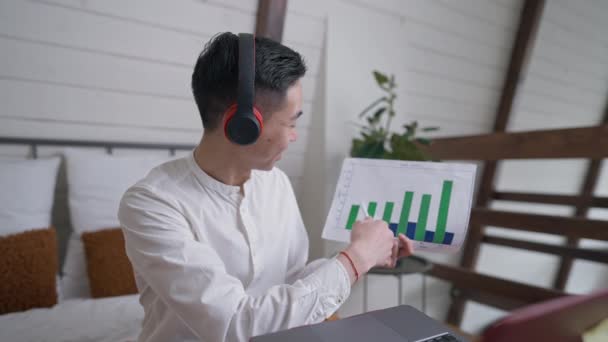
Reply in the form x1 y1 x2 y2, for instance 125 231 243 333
339 251 359 282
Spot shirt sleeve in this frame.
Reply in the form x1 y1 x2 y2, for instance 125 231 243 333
118 186 351 342
282 171 340 285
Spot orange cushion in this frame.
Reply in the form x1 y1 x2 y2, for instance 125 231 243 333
0 227 58 314
81 228 137 298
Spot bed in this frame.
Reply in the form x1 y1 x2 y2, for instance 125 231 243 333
0 137 194 342
0 295 143 342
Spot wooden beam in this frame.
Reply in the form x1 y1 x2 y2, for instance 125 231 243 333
447 0 546 325
493 191 582 205
596 197 608 208
553 99 608 290
492 191 608 208
482 235 608 264
470 208 608 241
255 0 287 42
430 263 565 311
423 125 608 161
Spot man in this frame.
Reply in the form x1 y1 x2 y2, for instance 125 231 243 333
118 32 414 342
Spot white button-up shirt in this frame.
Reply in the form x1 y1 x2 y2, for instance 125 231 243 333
118 152 351 342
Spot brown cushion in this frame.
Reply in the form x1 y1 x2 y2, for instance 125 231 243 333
81 228 137 298
0 227 58 314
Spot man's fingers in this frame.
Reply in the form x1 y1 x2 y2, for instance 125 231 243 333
398 234 414 258
391 240 399 267
392 239 399 256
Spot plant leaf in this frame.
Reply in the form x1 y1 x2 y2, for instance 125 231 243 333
372 107 386 121
373 70 389 86
422 127 440 132
388 134 430 161
404 124 415 138
357 97 386 118
415 137 432 146
350 138 386 158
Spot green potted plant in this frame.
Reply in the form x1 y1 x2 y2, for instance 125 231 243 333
350 70 438 161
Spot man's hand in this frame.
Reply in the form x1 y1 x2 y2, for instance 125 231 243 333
343 218 395 274
389 233 414 267
338 219 417 284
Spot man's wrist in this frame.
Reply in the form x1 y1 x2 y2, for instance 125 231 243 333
336 253 357 285
343 243 373 275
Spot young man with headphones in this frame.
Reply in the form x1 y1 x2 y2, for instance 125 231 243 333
118 32 414 342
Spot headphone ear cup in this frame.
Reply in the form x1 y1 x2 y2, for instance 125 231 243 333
252 106 263 129
223 103 238 127
224 105 264 145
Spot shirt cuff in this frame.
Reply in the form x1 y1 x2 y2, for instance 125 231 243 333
305 257 352 322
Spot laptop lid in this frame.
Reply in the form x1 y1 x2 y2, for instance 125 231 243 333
251 305 469 342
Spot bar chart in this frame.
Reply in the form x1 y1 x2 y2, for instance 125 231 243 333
344 180 455 245
323 158 477 252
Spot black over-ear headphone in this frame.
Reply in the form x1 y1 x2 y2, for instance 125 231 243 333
223 33 263 145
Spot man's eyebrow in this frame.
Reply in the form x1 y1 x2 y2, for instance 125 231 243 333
291 111 303 120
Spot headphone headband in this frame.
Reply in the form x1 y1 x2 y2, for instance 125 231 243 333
237 33 255 117
224 33 263 145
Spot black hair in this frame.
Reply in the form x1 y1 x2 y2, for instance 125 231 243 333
191 32 307 130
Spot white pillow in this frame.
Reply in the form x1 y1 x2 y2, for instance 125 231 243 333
0 157 62 304
61 149 168 299
0 157 60 236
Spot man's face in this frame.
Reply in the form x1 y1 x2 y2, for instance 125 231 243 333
240 80 303 171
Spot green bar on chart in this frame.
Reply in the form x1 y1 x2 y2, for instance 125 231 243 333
346 204 360 230
382 202 394 223
415 194 432 241
433 180 453 243
397 192 414 235
367 202 377 217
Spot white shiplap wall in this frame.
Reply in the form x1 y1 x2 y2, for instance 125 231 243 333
0 0 326 195
2 0 208 144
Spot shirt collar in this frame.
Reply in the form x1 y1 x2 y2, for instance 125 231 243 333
187 150 244 196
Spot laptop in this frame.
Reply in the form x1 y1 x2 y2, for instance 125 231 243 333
250 305 470 342
481 288 608 342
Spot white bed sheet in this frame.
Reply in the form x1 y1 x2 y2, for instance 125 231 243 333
0 294 143 342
